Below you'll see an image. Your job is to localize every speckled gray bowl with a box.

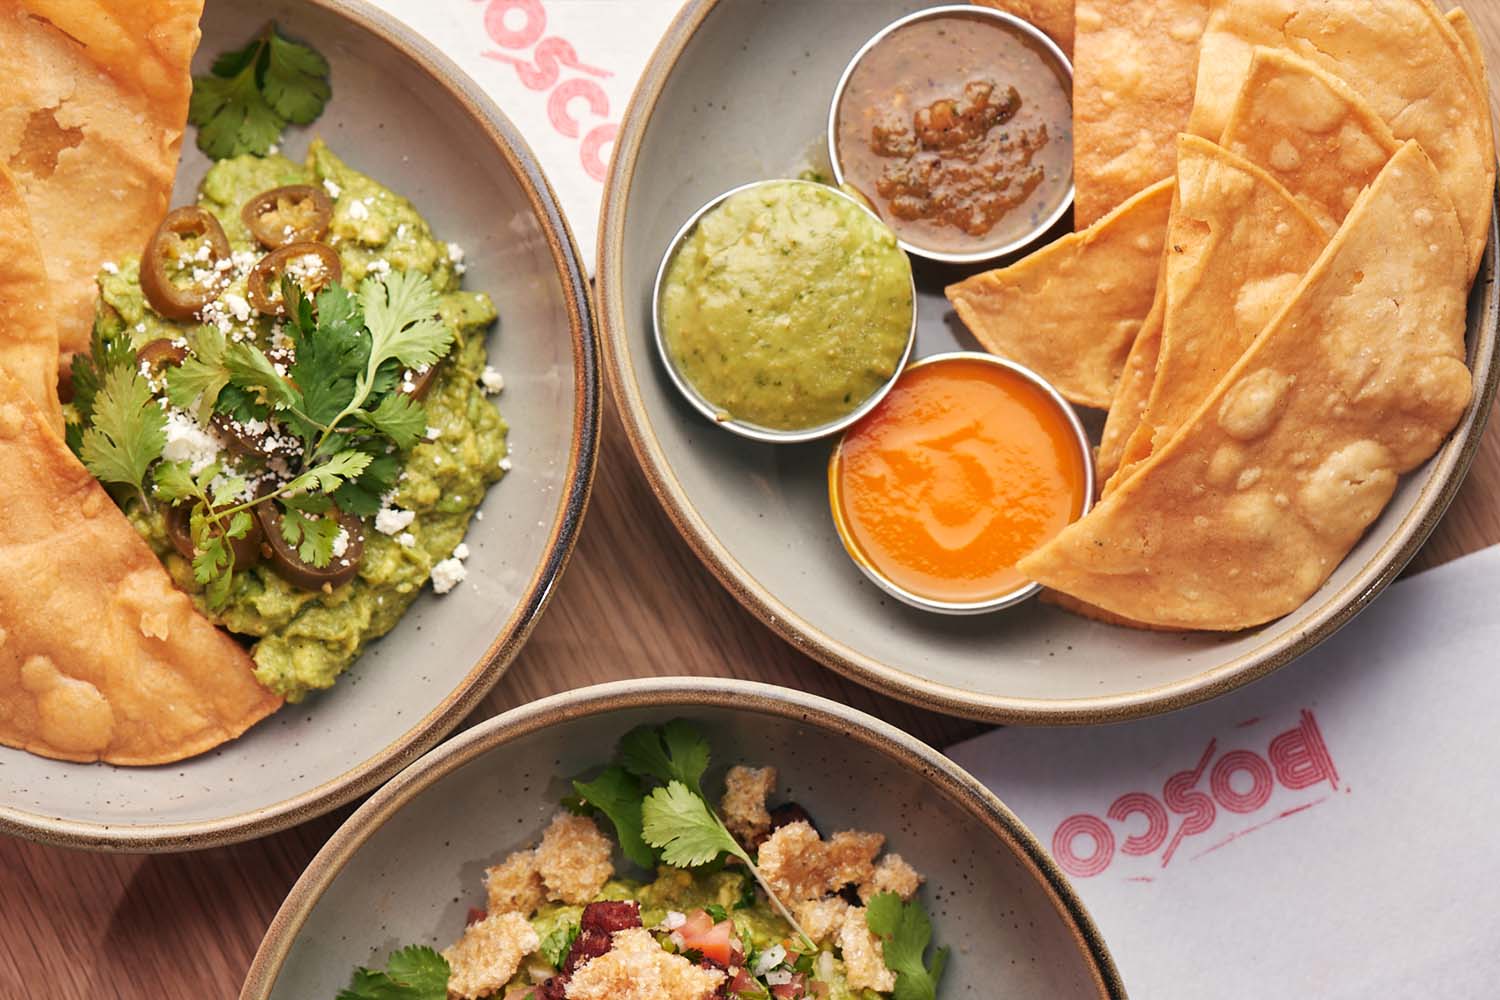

[596,0,1500,724]
[0,0,598,851]
[240,678,1124,999]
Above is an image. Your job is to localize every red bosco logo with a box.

[476,0,619,181]
[1052,710,1341,878]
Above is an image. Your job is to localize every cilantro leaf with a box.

[288,281,367,429]
[226,340,300,412]
[336,944,449,1000]
[539,923,580,969]
[190,24,331,159]
[865,893,949,1000]
[264,31,332,124]
[619,720,712,793]
[152,460,199,505]
[278,503,342,567]
[166,327,231,421]
[288,449,372,494]
[641,780,749,869]
[335,450,402,517]
[360,270,453,374]
[71,327,137,423]
[79,364,166,495]
[359,392,427,450]
[573,766,656,870]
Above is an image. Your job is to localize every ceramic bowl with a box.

[652,178,918,443]
[596,0,1500,723]
[239,678,1125,999]
[0,0,599,851]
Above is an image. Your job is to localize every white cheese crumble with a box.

[425,426,442,441]
[366,258,391,276]
[499,457,512,472]
[452,543,470,560]
[396,532,416,548]
[347,198,371,221]
[430,557,467,594]
[101,261,119,275]
[222,292,252,323]
[323,177,342,199]
[374,507,416,535]
[480,366,504,395]
[330,527,350,559]
[162,412,221,473]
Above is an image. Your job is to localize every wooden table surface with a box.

[5,12,1500,999]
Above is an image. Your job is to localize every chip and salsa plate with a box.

[597,0,1500,723]
[0,0,599,849]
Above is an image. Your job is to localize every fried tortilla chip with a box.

[1072,0,1209,228]
[0,162,61,436]
[972,0,1074,55]
[1019,142,1473,631]
[1096,269,1165,489]
[946,179,1173,409]
[1188,0,1495,279]
[0,0,202,356]
[1112,137,1328,483]
[1447,8,1492,124]
[1219,48,1402,234]
[0,371,280,763]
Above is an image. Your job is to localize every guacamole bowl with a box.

[0,0,598,850]
[239,678,1124,999]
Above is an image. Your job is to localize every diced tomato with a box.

[679,909,736,966]
[726,968,756,994]
[465,906,487,925]
[770,974,808,999]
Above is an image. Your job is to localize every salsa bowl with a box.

[240,678,1124,999]
[0,0,599,850]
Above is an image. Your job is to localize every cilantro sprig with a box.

[190,23,331,159]
[570,722,813,949]
[866,892,949,1000]
[336,944,449,1000]
[78,361,166,508]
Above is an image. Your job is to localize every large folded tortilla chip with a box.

[946,179,1173,409]
[1219,48,1402,234]
[1096,269,1165,487]
[972,0,1074,55]
[0,371,280,764]
[1072,0,1209,228]
[0,162,62,436]
[1019,141,1473,631]
[1188,0,1495,279]
[1447,8,1492,124]
[0,0,203,356]
[1111,137,1328,483]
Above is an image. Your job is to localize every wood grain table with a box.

[5,12,1500,999]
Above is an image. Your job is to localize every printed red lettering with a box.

[1106,792,1168,856]
[1053,814,1114,879]
[482,0,546,50]
[485,36,613,92]
[581,123,618,182]
[1269,709,1340,791]
[1210,749,1274,813]
[548,78,610,138]
[1160,739,1217,866]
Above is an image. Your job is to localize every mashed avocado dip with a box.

[93,141,507,702]
[659,179,913,432]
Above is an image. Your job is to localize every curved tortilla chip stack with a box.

[0,0,203,356]
[1109,137,1328,487]
[1189,0,1495,280]
[0,162,61,436]
[945,179,1173,409]
[1019,141,1473,631]
[1072,0,1209,227]
[0,371,281,764]
[971,0,1075,55]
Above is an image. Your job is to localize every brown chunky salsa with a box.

[834,11,1073,255]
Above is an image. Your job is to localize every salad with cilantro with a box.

[338,722,947,1000]
[68,132,509,702]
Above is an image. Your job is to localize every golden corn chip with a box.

[0,162,61,435]
[1019,142,1473,631]
[0,0,203,356]
[971,0,1074,55]
[946,179,1173,410]
[0,371,281,764]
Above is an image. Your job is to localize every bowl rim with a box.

[595,0,1500,725]
[651,178,918,443]
[0,0,602,852]
[827,351,1097,615]
[237,676,1127,1000]
[825,3,1077,265]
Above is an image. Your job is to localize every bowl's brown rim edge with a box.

[0,0,602,853]
[594,0,1500,726]
[238,677,1128,1000]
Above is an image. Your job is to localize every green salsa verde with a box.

[659,179,913,431]
[92,141,508,702]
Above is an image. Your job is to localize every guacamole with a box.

[91,141,508,702]
[659,179,913,431]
